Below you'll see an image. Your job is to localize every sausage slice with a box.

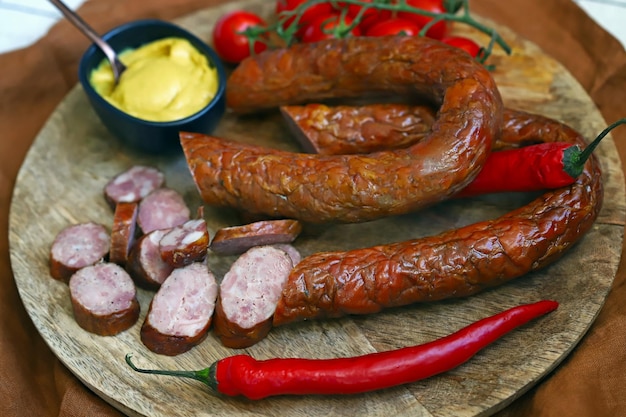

[49,222,111,283]
[271,243,302,266]
[209,219,302,255]
[213,246,293,348]
[69,262,140,336]
[137,188,190,234]
[104,165,165,209]
[126,229,174,289]
[159,218,209,267]
[109,202,139,266]
[140,262,218,356]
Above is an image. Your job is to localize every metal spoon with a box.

[48,0,126,84]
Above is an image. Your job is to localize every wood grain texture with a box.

[8,1,625,416]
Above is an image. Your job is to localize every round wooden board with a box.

[9,1,626,416]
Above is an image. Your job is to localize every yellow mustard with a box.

[90,37,219,122]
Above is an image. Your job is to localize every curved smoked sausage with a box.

[182,36,503,224]
[272,112,603,326]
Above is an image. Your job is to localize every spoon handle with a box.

[48,0,126,76]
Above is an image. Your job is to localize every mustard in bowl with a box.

[78,19,226,154]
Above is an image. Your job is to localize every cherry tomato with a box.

[397,0,450,40]
[300,13,362,43]
[441,36,482,57]
[276,0,335,34]
[212,10,267,63]
[366,18,422,37]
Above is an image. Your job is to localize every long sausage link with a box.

[272,111,603,326]
[181,36,503,224]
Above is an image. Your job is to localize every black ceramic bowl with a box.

[78,19,226,155]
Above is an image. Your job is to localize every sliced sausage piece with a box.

[213,246,293,348]
[137,188,190,234]
[49,222,111,283]
[159,218,209,268]
[140,262,218,356]
[271,243,302,266]
[69,262,140,336]
[209,219,302,256]
[109,202,139,267]
[126,229,174,290]
[104,165,165,209]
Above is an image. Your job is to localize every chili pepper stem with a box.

[564,118,626,178]
[125,354,218,391]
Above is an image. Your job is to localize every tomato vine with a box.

[237,0,511,64]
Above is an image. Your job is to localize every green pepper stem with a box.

[125,354,218,391]
[564,118,626,178]
[579,118,626,163]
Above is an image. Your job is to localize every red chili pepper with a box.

[125,300,558,400]
[458,118,625,197]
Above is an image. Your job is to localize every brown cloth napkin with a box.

[1,0,624,416]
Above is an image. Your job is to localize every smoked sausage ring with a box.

[182,36,503,224]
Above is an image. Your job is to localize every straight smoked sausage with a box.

[279,104,587,156]
[280,103,435,154]
[181,36,503,224]
[272,112,603,326]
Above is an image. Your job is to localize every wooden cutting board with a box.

[8,1,626,416]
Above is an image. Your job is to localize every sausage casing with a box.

[182,36,503,224]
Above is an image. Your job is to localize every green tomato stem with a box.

[243,0,512,59]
